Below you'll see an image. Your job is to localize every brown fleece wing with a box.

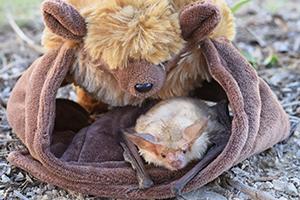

[42,0,87,41]
[172,38,290,194]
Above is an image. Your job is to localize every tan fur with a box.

[132,98,222,170]
[84,0,184,69]
[71,52,144,106]
[42,0,235,107]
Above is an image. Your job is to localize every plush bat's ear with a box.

[183,118,208,143]
[125,133,162,153]
[42,0,87,41]
[180,1,221,41]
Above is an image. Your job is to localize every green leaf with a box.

[264,54,279,68]
[242,50,258,69]
[231,0,252,14]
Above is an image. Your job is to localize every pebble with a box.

[25,191,35,198]
[273,180,285,191]
[41,195,51,200]
[260,181,274,189]
[179,187,227,200]
[290,177,300,187]
[183,191,227,200]
[35,188,42,195]
[15,172,25,182]
[296,150,300,158]
[1,174,10,183]
[278,197,288,200]
[273,180,299,196]
[285,182,298,196]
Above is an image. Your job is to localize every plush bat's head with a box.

[42,0,233,101]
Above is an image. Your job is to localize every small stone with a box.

[285,182,298,196]
[35,188,42,195]
[279,177,289,183]
[296,150,300,158]
[179,187,227,200]
[26,191,35,197]
[1,174,10,183]
[260,181,273,189]
[273,180,286,191]
[15,172,25,182]
[5,166,11,175]
[291,177,300,187]
[41,195,50,200]
[278,197,288,200]
[273,180,298,196]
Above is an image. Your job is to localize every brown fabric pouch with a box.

[6,36,290,199]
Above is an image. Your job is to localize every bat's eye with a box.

[161,153,166,158]
[182,150,187,154]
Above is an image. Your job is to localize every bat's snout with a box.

[170,160,184,169]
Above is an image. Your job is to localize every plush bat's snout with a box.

[112,60,166,99]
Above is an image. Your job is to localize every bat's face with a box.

[126,117,208,170]
[155,146,190,171]
[83,0,184,99]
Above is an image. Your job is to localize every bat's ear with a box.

[179,1,221,41]
[42,0,87,41]
[125,133,161,154]
[183,118,208,143]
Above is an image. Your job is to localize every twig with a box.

[0,62,15,74]
[282,101,300,108]
[254,176,280,182]
[227,179,277,200]
[0,97,7,108]
[13,191,30,200]
[5,11,44,54]
[246,27,267,47]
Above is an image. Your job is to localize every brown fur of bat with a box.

[125,97,227,171]
[42,0,235,111]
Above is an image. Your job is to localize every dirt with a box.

[0,0,299,200]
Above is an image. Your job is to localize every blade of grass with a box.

[231,0,252,14]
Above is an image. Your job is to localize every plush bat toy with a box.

[42,0,234,190]
[42,0,235,111]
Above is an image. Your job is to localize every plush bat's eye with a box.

[161,153,166,158]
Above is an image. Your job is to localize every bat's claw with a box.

[139,178,154,189]
[173,181,185,196]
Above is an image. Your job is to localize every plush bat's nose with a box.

[135,83,153,93]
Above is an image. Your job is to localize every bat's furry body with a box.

[129,98,224,170]
[42,0,235,108]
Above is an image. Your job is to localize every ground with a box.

[0,0,299,199]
